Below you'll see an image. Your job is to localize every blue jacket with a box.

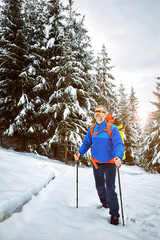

[78,120,124,163]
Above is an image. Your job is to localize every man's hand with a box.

[114,157,121,168]
[74,152,81,161]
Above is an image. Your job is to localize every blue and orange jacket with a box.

[78,120,124,169]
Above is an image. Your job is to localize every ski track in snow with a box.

[0,148,160,240]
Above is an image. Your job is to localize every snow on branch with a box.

[46,38,55,48]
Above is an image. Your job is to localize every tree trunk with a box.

[23,136,26,151]
[0,135,2,146]
[65,123,68,164]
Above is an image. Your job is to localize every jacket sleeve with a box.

[112,125,124,161]
[78,128,92,157]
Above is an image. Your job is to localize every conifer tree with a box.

[143,77,160,173]
[44,0,94,165]
[128,86,142,165]
[94,45,117,114]
[141,118,154,171]
[0,0,50,152]
[21,0,52,152]
[0,0,35,150]
[117,83,134,165]
[44,0,65,89]
[38,0,66,157]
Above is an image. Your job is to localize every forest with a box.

[0,0,159,173]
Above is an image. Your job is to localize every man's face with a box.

[95,107,106,124]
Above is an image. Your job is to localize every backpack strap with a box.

[90,122,112,139]
[106,122,112,139]
[90,122,96,137]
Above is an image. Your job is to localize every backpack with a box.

[90,114,126,160]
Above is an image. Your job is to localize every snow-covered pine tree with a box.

[117,83,134,165]
[143,77,160,173]
[43,0,95,165]
[44,0,65,91]
[128,86,142,165]
[36,0,66,158]
[23,0,46,44]
[0,0,38,150]
[20,0,52,153]
[141,117,155,171]
[94,45,117,114]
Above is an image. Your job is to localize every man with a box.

[74,105,124,225]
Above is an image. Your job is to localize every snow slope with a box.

[0,147,160,240]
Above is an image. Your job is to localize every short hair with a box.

[95,105,107,113]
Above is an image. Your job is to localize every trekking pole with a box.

[117,168,125,226]
[76,161,79,208]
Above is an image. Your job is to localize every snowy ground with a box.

[0,147,160,240]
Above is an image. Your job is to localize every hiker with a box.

[74,105,124,225]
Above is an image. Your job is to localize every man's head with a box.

[95,105,107,124]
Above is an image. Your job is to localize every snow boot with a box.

[110,216,119,225]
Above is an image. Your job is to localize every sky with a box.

[63,0,160,122]
[0,147,160,239]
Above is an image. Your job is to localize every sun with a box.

[138,108,149,123]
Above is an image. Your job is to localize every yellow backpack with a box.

[117,124,126,160]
